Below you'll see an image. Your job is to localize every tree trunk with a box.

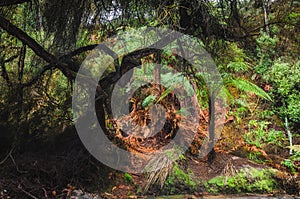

[207,91,216,163]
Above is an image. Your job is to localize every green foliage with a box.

[256,32,277,54]
[287,12,300,23]
[244,120,286,148]
[141,85,176,110]
[142,95,156,108]
[223,78,272,102]
[213,41,247,68]
[281,159,297,173]
[254,31,300,130]
[259,110,275,120]
[76,29,90,47]
[284,93,300,124]
[204,168,277,193]
[282,145,300,173]
[128,56,196,110]
[229,78,272,101]
[248,151,265,163]
[226,96,252,126]
[217,76,272,121]
[265,60,300,97]
[124,173,134,183]
[225,61,249,73]
[266,129,286,145]
[156,86,173,104]
[255,32,277,74]
[263,59,300,128]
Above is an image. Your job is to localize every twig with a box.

[17,184,39,199]
[9,152,28,174]
[42,188,48,198]
[0,147,13,165]
[0,147,28,173]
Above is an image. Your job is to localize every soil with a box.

[0,128,299,198]
[187,153,265,181]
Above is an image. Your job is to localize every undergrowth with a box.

[204,168,277,194]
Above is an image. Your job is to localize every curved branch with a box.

[5,54,19,63]
[0,15,78,80]
[98,31,180,89]
[21,64,53,87]
[0,15,58,64]
[21,44,105,87]
[63,44,98,58]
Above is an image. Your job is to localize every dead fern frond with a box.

[142,153,174,193]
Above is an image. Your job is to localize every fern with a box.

[226,78,272,101]
[226,61,249,73]
[156,86,174,104]
[142,95,156,108]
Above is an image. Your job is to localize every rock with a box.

[71,190,102,199]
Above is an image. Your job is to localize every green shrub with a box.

[281,159,296,173]
[244,120,286,148]
[255,32,277,74]
[263,59,300,129]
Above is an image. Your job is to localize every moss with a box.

[163,163,199,194]
[204,168,277,194]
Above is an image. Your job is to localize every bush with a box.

[263,59,300,130]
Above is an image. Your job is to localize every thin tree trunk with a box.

[207,91,216,163]
[262,0,270,35]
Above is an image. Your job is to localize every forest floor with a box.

[1,86,300,198]
[0,130,299,199]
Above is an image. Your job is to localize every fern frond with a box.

[156,86,174,104]
[227,78,272,101]
[142,95,156,108]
